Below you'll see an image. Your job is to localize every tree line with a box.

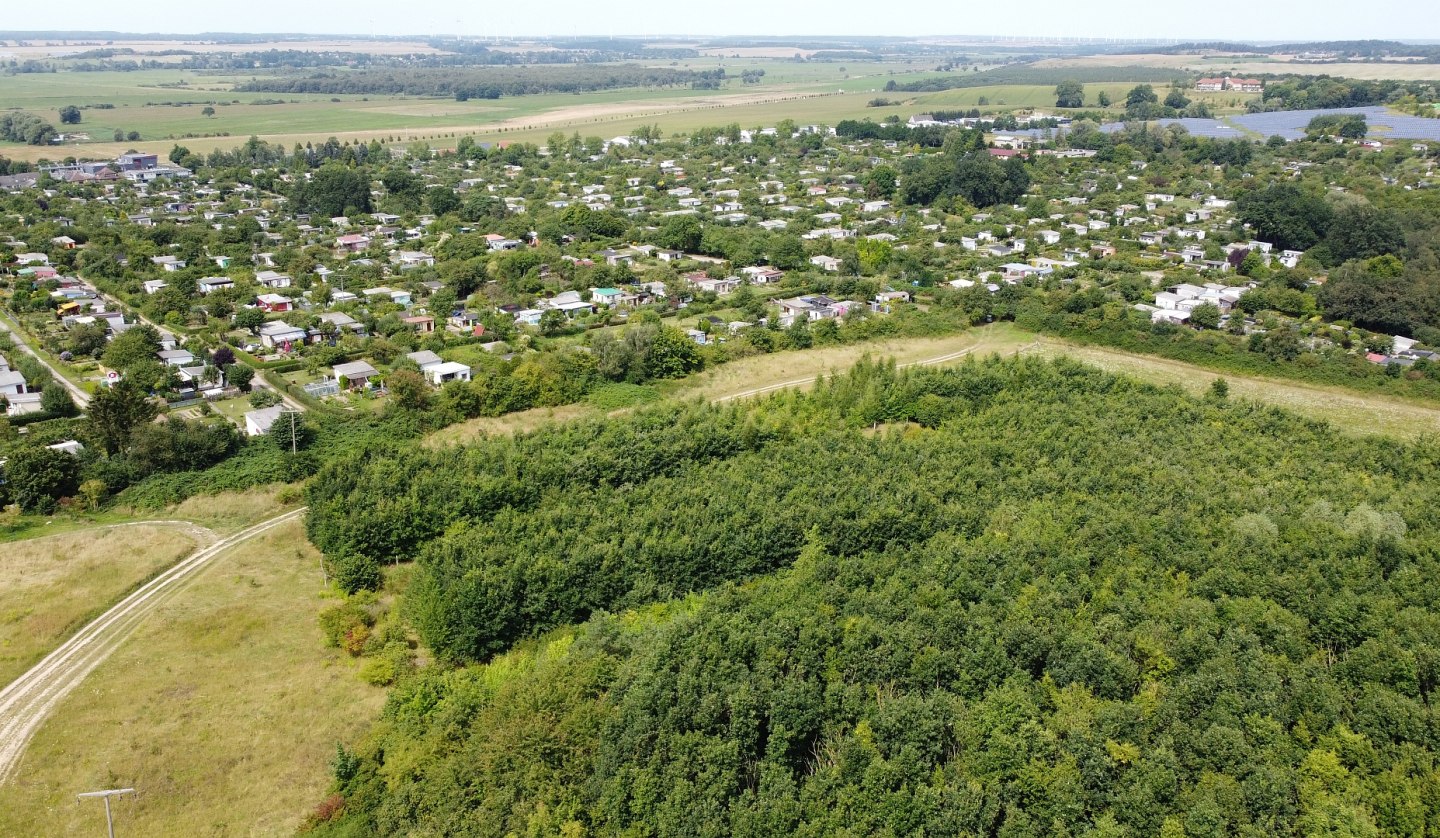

[235,65,729,99]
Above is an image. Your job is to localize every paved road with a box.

[0,507,308,785]
[0,312,92,408]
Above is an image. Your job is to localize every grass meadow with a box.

[0,517,386,837]
[0,525,201,687]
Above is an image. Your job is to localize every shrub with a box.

[358,655,396,686]
[317,600,372,649]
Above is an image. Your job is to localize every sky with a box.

[2,0,1436,42]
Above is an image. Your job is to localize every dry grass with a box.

[428,323,1440,446]
[426,402,598,447]
[425,324,1038,447]
[0,526,199,687]
[1023,337,1440,440]
[0,518,386,837]
[679,324,1035,403]
[698,47,819,58]
[0,39,448,59]
[159,484,302,533]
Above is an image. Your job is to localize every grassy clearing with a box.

[426,322,1440,447]
[0,525,200,687]
[1035,54,1440,80]
[673,324,1034,403]
[0,518,386,837]
[425,324,1037,447]
[0,65,887,163]
[906,84,1258,115]
[425,401,599,447]
[1023,336,1440,441]
[157,484,301,533]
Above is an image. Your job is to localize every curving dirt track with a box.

[0,507,307,785]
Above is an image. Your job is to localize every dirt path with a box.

[0,313,91,409]
[0,507,306,785]
[1020,336,1440,440]
[3,519,218,548]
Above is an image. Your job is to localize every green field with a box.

[0,61,935,160]
[0,60,1178,162]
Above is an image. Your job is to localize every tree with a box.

[1189,302,1221,329]
[862,165,898,201]
[201,106,216,118]
[1055,80,1085,109]
[1236,183,1334,252]
[228,364,256,392]
[126,131,140,142]
[950,152,1030,208]
[233,308,267,334]
[1319,204,1404,265]
[271,410,314,452]
[58,105,81,125]
[539,309,567,336]
[101,324,161,373]
[2,447,80,512]
[1126,84,1159,109]
[1097,90,1112,107]
[293,162,373,216]
[768,235,807,270]
[657,214,703,253]
[1306,113,1366,140]
[88,379,159,455]
[40,384,77,418]
[426,187,461,216]
[68,321,109,358]
[387,369,431,412]
[643,327,702,379]
[1317,255,1427,335]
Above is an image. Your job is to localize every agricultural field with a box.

[0,58,938,162]
[0,517,387,837]
[1036,53,1440,80]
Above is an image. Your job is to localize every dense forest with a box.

[234,65,728,99]
[306,357,1440,836]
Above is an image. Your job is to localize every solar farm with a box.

[1089,106,1440,141]
[1231,106,1440,141]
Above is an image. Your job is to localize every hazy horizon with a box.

[2,0,1436,43]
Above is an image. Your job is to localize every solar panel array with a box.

[1231,106,1440,141]
[994,108,1440,144]
[1097,119,1245,138]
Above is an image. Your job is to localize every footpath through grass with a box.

[0,525,200,688]
[1025,336,1440,441]
[0,517,386,837]
[427,322,1440,446]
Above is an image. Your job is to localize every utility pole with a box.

[286,408,299,455]
[77,788,134,838]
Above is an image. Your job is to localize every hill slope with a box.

[306,357,1440,836]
